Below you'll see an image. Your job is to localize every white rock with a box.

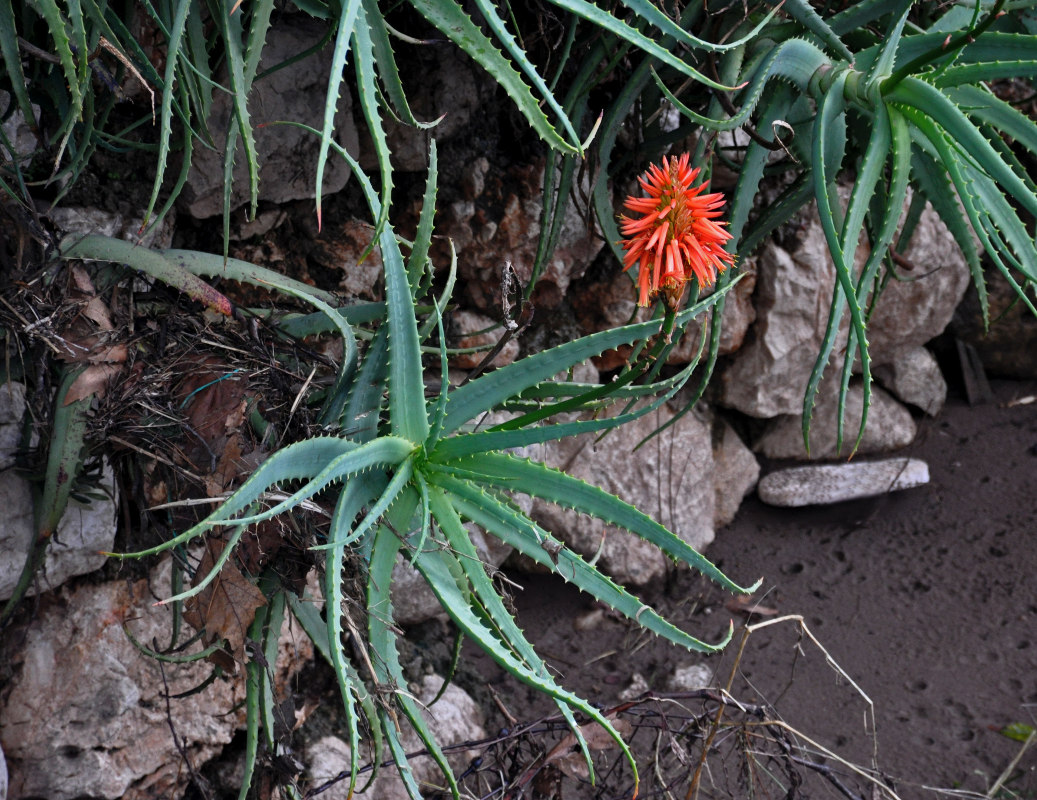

[50,205,175,248]
[1,559,244,799]
[182,17,360,218]
[305,674,485,798]
[720,199,966,419]
[866,205,970,364]
[720,211,855,418]
[712,419,760,528]
[0,381,26,470]
[0,459,118,601]
[667,663,714,692]
[1,557,311,800]
[757,458,930,507]
[754,383,916,461]
[531,404,715,587]
[874,346,947,416]
[449,309,521,370]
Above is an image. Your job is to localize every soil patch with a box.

[470,379,1037,799]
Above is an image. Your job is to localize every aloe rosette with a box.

[72,141,759,798]
[647,1,1037,453]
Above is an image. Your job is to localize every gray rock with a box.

[720,216,855,418]
[667,663,714,692]
[50,205,176,248]
[1,560,242,800]
[754,382,916,461]
[667,265,758,365]
[310,218,384,300]
[712,419,760,528]
[0,457,117,601]
[530,404,715,587]
[866,204,970,364]
[392,526,513,626]
[757,458,930,507]
[182,17,360,219]
[0,90,39,166]
[449,309,521,369]
[0,741,6,800]
[305,674,485,798]
[1,558,311,800]
[952,272,1037,379]
[0,382,26,470]
[720,200,966,419]
[874,346,947,416]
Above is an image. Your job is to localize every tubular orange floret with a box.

[618,153,735,309]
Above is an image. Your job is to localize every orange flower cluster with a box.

[619,153,735,308]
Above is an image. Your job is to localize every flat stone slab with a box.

[758,458,930,507]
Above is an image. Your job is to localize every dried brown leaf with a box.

[545,715,634,781]
[64,363,121,404]
[183,536,266,669]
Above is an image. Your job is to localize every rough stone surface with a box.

[0,384,117,599]
[720,216,855,418]
[865,205,970,364]
[720,201,966,419]
[0,558,311,800]
[0,382,26,470]
[442,161,603,312]
[667,663,714,692]
[757,458,930,507]
[305,674,485,798]
[873,346,947,416]
[449,309,521,369]
[0,560,244,800]
[380,49,495,172]
[754,383,917,461]
[530,405,716,587]
[182,17,359,218]
[310,218,384,300]
[667,267,758,365]
[393,525,514,626]
[50,205,176,248]
[712,419,760,528]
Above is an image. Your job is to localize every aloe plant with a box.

[642,0,1037,452]
[64,140,759,797]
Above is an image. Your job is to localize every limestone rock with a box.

[866,205,970,364]
[874,347,947,416]
[449,309,521,370]
[712,419,760,528]
[754,383,916,461]
[381,49,495,172]
[757,458,930,507]
[530,404,716,587]
[310,218,384,300]
[667,663,714,692]
[0,383,117,598]
[305,674,485,798]
[720,200,966,419]
[1,560,243,800]
[392,526,514,626]
[0,382,26,470]
[443,161,603,312]
[182,17,360,218]
[50,205,175,248]
[720,217,854,418]
[667,266,758,365]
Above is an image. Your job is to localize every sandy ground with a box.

[473,379,1037,799]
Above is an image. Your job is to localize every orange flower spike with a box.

[618,153,735,308]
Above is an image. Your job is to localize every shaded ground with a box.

[465,378,1037,799]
